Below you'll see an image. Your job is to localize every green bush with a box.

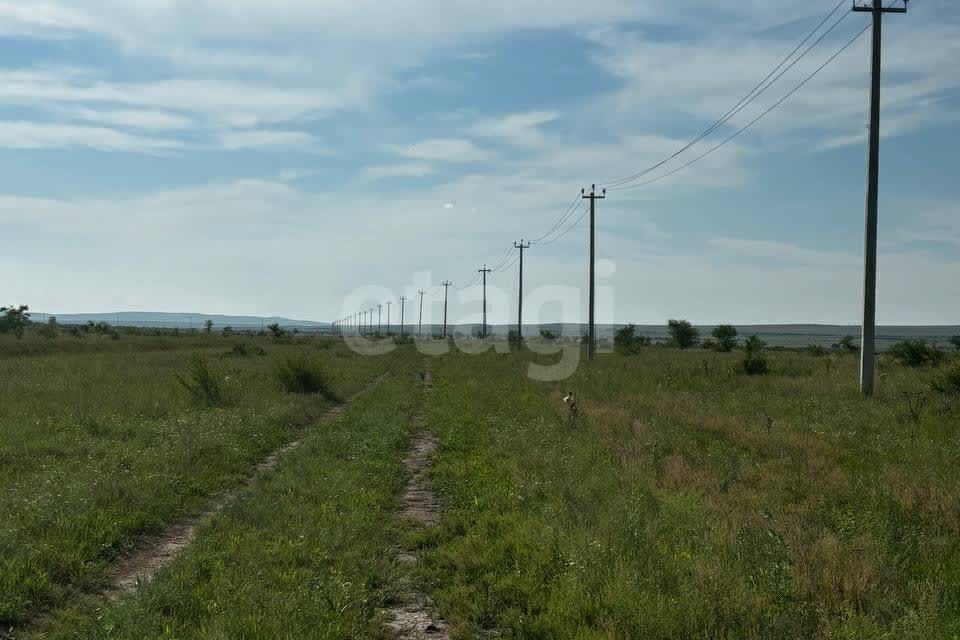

[951,336,960,352]
[614,324,651,355]
[930,362,960,396]
[833,335,858,353]
[742,335,769,375]
[888,339,945,368]
[711,324,738,352]
[667,319,699,349]
[805,344,827,357]
[175,355,228,407]
[276,356,339,400]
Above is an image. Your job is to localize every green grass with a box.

[27,366,422,639]
[417,348,960,639]
[0,335,400,631]
[5,337,960,639]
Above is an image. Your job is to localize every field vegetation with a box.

[3,325,960,639]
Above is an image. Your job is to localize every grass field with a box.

[3,334,959,638]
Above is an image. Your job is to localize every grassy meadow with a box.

[2,331,959,638]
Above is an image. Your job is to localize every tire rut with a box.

[383,369,451,640]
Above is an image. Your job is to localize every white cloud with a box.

[219,129,321,152]
[469,111,559,148]
[0,120,182,153]
[360,163,434,182]
[389,138,490,164]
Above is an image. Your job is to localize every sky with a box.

[1,0,958,326]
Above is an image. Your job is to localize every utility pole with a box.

[441,281,452,339]
[854,0,907,397]
[386,300,392,336]
[582,184,606,362]
[377,304,383,338]
[418,290,426,337]
[513,240,531,350]
[370,308,376,337]
[479,265,492,340]
[400,296,407,338]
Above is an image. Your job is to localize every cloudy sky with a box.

[1,0,958,326]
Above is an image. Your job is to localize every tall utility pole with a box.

[513,240,531,350]
[370,308,376,337]
[400,296,407,338]
[386,300,392,336]
[418,290,426,337]
[441,281,452,339]
[582,184,606,362]
[377,304,383,338]
[854,0,907,397]
[479,265,492,340]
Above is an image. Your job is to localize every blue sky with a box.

[1,0,958,325]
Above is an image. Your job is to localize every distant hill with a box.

[43,312,327,330]
[31,313,958,349]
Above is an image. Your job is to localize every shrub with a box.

[888,339,945,368]
[833,335,858,353]
[614,324,651,355]
[667,319,699,349]
[701,339,717,350]
[930,362,960,397]
[742,335,769,375]
[276,356,339,400]
[951,336,960,352]
[267,323,286,339]
[540,329,557,341]
[175,355,227,407]
[231,342,250,357]
[0,305,32,339]
[711,324,738,352]
[806,344,827,357]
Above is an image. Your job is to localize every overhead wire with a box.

[604,0,849,190]
[614,19,871,191]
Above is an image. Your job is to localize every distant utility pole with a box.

[377,304,383,338]
[479,265,492,340]
[854,0,907,397]
[386,300,392,336]
[513,240,531,350]
[400,296,407,338]
[418,290,426,337]
[441,281,452,339]
[582,184,606,362]
[370,308,376,337]
[362,310,366,336]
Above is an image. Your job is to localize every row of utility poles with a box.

[332,289,430,338]
[332,1,905,396]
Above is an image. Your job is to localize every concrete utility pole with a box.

[582,184,606,362]
[479,265,492,340]
[441,281,452,339]
[854,0,907,397]
[377,304,383,338]
[400,296,407,338]
[418,290,426,337]
[386,300,392,336]
[513,240,531,350]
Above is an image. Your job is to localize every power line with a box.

[529,192,583,244]
[604,0,849,190]
[613,20,871,192]
[536,202,589,246]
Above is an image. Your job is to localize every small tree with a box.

[951,336,960,352]
[540,329,557,341]
[711,324,738,352]
[888,339,945,368]
[222,325,234,337]
[0,305,32,339]
[204,319,214,334]
[834,335,858,353]
[39,315,58,339]
[267,323,286,339]
[667,319,699,349]
[615,324,651,355]
[742,335,769,375]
